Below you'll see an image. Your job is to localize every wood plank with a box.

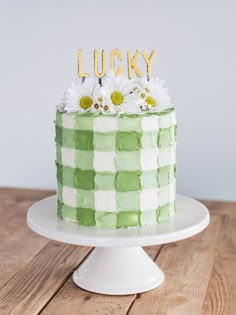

[0,188,55,202]
[0,241,92,315]
[201,215,236,315]
[0,188,54,238]
[0,218,50,287]
[128,214,223,315]
[39,246,162,315]
[199,200,236,217]
[0,192,54,287]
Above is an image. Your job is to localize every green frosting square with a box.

[117,191,140,211]
[95,212,117,227]
[61,204,77,221]
[158,128,171,148]
[157,108,174,116]
[140,171,157,189]
[94,132,116,151]
[117,211,140,228]
[141,131,158,149]
[56,144,62,165]
[157,166,170,187]
[157,203,170,222]
[57,200,63,219]
[115,171,141,192]
[74,169,95,190]
[174,125,177,142]
[118,116,141,131]
[76,208,95,226]
[57,183,63,203]
[55,126,63,145]
[56,163,63,184]
[74,130,94,150]
[63,166,75,187]
[75,115,95,130]
[140,209,157,226]
[95,172,116,190]
[169,125,177,146]
[116,151,140,171]
[169,164,176,183]
[75,150,94,170]
[56,111,63,127]
[62,128,75,148]
[76,190,95,209]
[116,131,141,151]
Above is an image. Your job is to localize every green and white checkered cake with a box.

[55,108,177,228]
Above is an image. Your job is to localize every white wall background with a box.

[0,0,235,200]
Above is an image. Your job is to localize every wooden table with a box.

[0,188,235,315]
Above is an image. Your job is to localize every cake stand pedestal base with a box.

[27,195,210,295]
[73,247,164,295]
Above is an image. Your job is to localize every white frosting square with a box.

[93,151,116,172]
[158,148,170,167]
[159,114,171,128]
[140,149,158,171]
[62,114,75,129]
[170,145,176,164]
[141,115,159,131]
[61,147,76,167]
[62,186,77,207]
[94,116,118,132]
[140,188,158,211]
[169,182,176,202]
[95,190,117,212]
[170,111,177,125]
[140,209,157,226]
[158,184,170,206]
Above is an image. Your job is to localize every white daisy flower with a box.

[90,95,104,113]
[62,78,102,113]
[135,77,171,111]
[101,71,139,113]
[100,103,115,114]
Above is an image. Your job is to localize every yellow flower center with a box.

[111,91,124,105]
[145,96,156,107]
[80,96,93,109]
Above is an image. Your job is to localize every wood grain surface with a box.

[0,188,235,315]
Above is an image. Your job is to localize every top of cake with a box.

[57,49,173,116]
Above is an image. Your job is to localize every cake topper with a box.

[57,49,171,114]
[78,49,156,79]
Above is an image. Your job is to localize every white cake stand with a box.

[27,195,209,295]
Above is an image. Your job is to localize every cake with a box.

[55,71,177,228]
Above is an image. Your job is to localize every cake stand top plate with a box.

[27,195,210,247]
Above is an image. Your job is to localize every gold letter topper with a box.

[78,49,156,79]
